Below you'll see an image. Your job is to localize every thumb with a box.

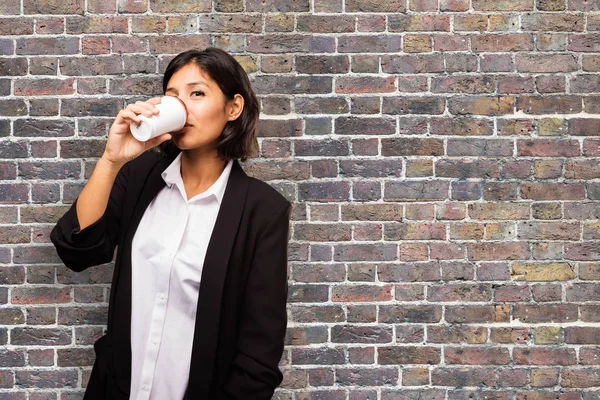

[146,133,172,149]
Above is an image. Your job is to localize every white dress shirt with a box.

[129,154,233,400]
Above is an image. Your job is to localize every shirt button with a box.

[143,385,150,391]
[152,338,158,345]
[159,293,166,300]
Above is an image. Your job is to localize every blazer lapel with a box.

[187,160,248,399]
[110,155,171,382]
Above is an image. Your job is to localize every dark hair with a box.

[159,47,259,161]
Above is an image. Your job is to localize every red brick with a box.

[498,76,535,94]
[454,14,488,31]
[389,14,450,32]
[408,0,438,11]
[562,369,600,388]
[449,96,515,116]
[445,347,510,365]
[481,54,515,72]
[468,243,529,261]
[570,119,600,136]
[24,0,84,14]
[432,367,496,387]
[384,181,449,202]
[197,14,262,33]
[405,204,435,220]
[516,54,578,73]
[515,303,579,323]
[338,35,401,53]
[589,14,600,31]
[436,159,500,179]
[537,33,568,51]
[35,17,64,34]
[489,14,519,31]
[382,97,445,115]
[0,1,20,14]
[336,76,395,94]
[438,0,470,10]
[132,16,166,32]
[87,0,116,12]
[445,54,478,73]
[583,55,600,72]
[149,35,210,54]
[521,183,585,200]
[517,96,582,114]
[569,0,600,10]
[431,118,493,136]
[254,76,332,95]
[379,346,441,365]
[434,35,469,52]
[536,75,566,93]
[472,34,533,52]
[569,34,600,52]
[534,160,563,180]
[357,15,386,32]
[473,0,534,10]
[81,37,110,55]
[518,139,579,157]
[149,0,211,12]
[514,348,577,365]
[382,54,444,73]
[382,138,444,156]
[432,76,494,94]
[565,160,600,179]
[297,15,354,33]
[571,75,600,94]
[332,285,392,302]
[16,38,79,55]
[314,0,342,11]
[334,244,397,262]
[112,37,147,54]
[403,35,432,53]
[345,0,405,12]
[0,18,34,35]
[335,117,395,135]
[521,13,584,31]
[66,16,128,34]
[296,55,349,74]
[537,0,566,10]
[14,78,74,96]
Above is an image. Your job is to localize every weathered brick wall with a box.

[0,0,599,398]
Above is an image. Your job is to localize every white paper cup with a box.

[130,96,187,142]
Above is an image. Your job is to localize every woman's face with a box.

[164,63,239,155]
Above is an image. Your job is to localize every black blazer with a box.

[51,151,291,400]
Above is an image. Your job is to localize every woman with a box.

[51,48,291,400]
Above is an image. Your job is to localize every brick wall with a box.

[0,0,599,398]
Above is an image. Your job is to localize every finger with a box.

[125,103,156,118]
[117,109,141,124]
[141,98,161,114]
[147,97,162,105]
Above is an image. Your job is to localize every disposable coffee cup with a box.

[130,96,187,142]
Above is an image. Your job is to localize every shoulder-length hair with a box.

[159,47,259,161]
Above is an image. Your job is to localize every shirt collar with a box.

[161,153,233,204]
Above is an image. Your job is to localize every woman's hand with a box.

[102,97,172,167]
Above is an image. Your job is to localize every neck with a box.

[179,149,227,198]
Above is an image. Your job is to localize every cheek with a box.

[194,102,227,122]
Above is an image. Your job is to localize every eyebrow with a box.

[165,82,209,92]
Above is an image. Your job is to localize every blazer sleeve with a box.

[223,201,292,400]
[50,161,130,272]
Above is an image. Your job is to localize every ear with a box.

[227,94,244,121]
